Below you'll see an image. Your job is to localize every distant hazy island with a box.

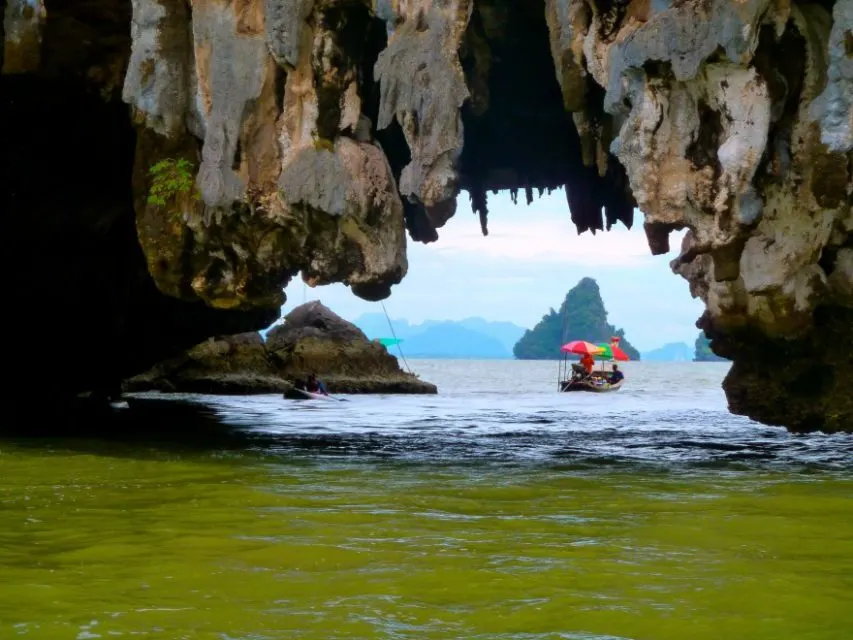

[326,280,731,363]
[642,342,694,362]
[641,334,730,362]
[355,315,526,359]
[513,278,641,360]
[694,332,729,362]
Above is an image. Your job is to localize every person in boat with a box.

[609,364,624,384]
[305,373,329,395]
[580,352,595,376]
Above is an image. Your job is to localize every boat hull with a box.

[559,379,624,393]
[284,388,334,401]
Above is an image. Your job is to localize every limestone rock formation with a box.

[266,302,438,393]
[124,332,291,394]
[2,0,850,431]
[125,302,437,394]
[514,277,641,360]
[2,0,45,73]
[124,0,408,311]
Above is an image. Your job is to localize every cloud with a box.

[431,221,653,266]
[424,190,660,267]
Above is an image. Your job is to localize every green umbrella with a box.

[378,337,403,346]
[596,343,630,361]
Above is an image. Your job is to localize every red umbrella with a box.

[561,340,604,356]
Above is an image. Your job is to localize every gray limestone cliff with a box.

[2,0,851,431]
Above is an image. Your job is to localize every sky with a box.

[279,189,704,352]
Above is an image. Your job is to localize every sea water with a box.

[1,361,851,639]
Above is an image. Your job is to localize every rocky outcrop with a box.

[124,0,407,310]
[125,302,437,394]
[2,0,276,405]
[3,0,850,431]
[124,332,291,394]
[265,302,437,393]
[514,277,641,360]
[2,0,45,73]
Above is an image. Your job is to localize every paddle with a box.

[318,391,347,402]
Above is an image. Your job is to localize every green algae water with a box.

[2,362,852,639]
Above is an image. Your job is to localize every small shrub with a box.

[147,158,199,208]
[312,137,335,152]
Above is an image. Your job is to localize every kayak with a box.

[284,388,339,401]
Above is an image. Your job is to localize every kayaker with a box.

[306,373,329,395]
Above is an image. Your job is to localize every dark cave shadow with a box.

[0,397,284,460]
[0,397,451,463]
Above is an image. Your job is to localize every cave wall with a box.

[3,0,851,431]
[1,0,276,399]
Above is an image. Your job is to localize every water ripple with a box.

[121,379,852,470]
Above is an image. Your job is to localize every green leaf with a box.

[147,157,197,213]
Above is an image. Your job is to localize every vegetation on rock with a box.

[311,137,335,152]
[513,278,640,360]
[694,332,728,362]
[147,158,199,211]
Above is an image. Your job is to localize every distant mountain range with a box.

[642,342,694,362]
[354,314,527,359]
[270,308,724,362]
[640,335,731,362]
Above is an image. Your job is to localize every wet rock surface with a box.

[3,0,851,431]
[124,332,292,395]
[266,302,437,394]
[125,302,437,395]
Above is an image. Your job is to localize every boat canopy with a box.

[560,340,603,355]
